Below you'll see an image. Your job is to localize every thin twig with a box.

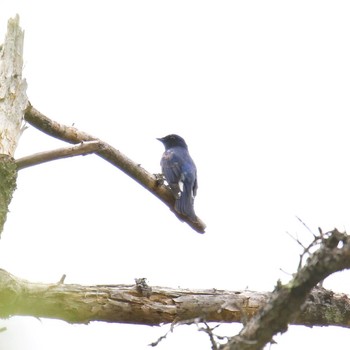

[149,328,172,347]
[198,322,221,350]
[15,141,102,170]
[285,231,307,250]
[296,216,317,239]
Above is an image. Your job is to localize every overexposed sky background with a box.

[1,1,350,349]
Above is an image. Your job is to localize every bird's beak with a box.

[156,137,163,142]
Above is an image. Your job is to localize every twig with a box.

[198,322,221,350]
[296,216,317,239]
[58,274,66,284]
[15,141,102,170]
[285,231,307,250]
[149,328,172,347]
[24,104,206,234]
[286,223,323,271]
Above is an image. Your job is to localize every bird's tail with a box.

[175,184,197,222]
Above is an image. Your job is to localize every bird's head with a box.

[157,134,188,150]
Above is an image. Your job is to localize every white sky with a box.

[1,1,350,349]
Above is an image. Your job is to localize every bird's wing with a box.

[161,149,183,196]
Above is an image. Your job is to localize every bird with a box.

[157,134,198,222]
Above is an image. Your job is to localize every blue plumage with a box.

[157,134,198,222]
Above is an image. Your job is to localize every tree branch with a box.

[0,268,349,328]
[15,141,103,170]
[222,229,350,350]
[23,104,206,234]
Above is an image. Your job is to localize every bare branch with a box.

[15,141,102,170]
[0,268,350,329]
[23,104,206,234]
[149,328,172,347]
[198,322,222,350]
[296,216,317,239]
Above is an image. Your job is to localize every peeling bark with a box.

[0,15,27,235]
[0,268,349,329]
[0,15,27,157]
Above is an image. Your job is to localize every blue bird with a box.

[157,134,198,222]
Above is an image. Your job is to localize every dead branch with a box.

[15,141,103,170]
[222,229,350,350]
[0,268,349,328]
[23,104,206,233]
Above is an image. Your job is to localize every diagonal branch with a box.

[23,104,206,233]
[15,141,103,170]
[222,229,350,350]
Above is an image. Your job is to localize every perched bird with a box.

[157,134,198,222]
